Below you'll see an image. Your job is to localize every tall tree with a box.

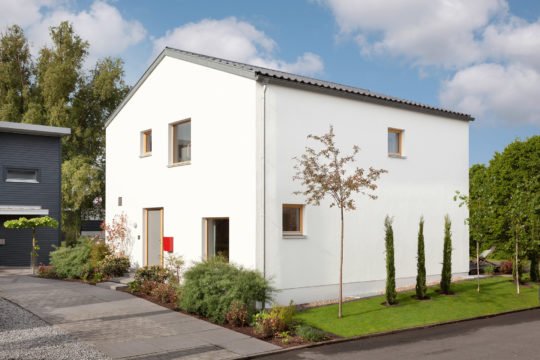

[0,25,33,122]
[0,21,129,240]
[416,216,428,299]
[440,215,453,295]
[384,216,397,305]
[293,125,386,318]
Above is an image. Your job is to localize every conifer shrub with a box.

[440,215,453,294]
[416,217,428,299]
[180,257,273,324]
[384,216,397,305]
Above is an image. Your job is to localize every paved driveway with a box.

[0,269,278,359]
[260,308,540,360]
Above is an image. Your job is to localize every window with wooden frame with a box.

[282,204,303,235]
[388,128,403,157]
[170,119,191,164]
[141,129,152,156]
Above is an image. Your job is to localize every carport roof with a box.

[0,206,49,216]
[0,121,71,137]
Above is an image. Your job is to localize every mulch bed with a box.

[120,288,338,347]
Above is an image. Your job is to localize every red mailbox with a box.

[163,237,174,252]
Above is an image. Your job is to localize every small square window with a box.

[283,204,303,235]
[141,130,152,155]
[171,120,191,164]
[5,168,39,183]
[388,128,403,156]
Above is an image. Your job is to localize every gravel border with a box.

[0,297,110,360]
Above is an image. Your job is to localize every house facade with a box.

[106,48,471,304]
[0,121,70,266]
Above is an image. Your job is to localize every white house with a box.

[105,48,471,304]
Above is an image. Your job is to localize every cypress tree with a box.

[416,217,428,299]
[530,253,540,283]
[384,216,397,305]
[440,215,453,294]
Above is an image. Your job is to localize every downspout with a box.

[262,79,268,279]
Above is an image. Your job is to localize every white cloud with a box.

[320,0,505,68]
[153,17,324,76]
[319,0,540,126]
[0,1,146,64]
[440,63,540,125]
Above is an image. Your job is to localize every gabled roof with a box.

[0,121,71,137]
[105,47,474,127]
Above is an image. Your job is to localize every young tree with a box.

[384,216,397,305]
[440,215,453,294]
[293,125,386,318]
[416,216,428,299]
[3,216,58,274]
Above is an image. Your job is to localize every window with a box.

[205,218,229,261]
[141,130,152,155]
[5,168,39,183]
[283,204,303,235]
[171,120,191,164]
[388,128,403,156]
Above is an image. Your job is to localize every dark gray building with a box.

[0,121,70,266]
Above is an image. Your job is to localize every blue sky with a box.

[1,0,539,165]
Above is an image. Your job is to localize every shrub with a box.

[37,264,57,278]
[88,239,111,270]
[295,324,327,342]
[165,253,185,284]
[100,255,130,277]
[180,258,273,323]
[252,302,296,338]
[50,238,93,279]
[484,265,495,275]
[150,282,178,304]
[416,217,428,299]
[140,280,159,295]
[134,266,172,283]
[225,300,250,327]
[384,216,397,305]
[500,260,513,274]
[440,215,453,294]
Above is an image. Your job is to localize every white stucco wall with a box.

[106,56,258,268]
[263,83,469,304]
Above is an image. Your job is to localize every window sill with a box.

[139,153,152,158]
[388,154,407,159]
[283,234,307,239]
[167,161,191,168]
[5,179,39,183]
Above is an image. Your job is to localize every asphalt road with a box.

[259,308,540,360]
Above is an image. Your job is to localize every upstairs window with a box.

[283,204,303,235]
[5,168,39,183]
[171,120,191,164]
[388,128,403,156]
[141,129,152,155]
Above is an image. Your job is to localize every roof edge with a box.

[0,121,71,137]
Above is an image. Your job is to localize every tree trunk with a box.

[31,228,36,275]
[476,240,480,293]
[515,231,520,295]
[338,206,344,319]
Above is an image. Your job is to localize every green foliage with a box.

[165,253,185,284]
[416,217,428,299]
[50,238,93,279]
[99,255,130,277]
[384,216,397,305]
[440,215,453,294]
[3,216,58,230]
[150,282,178,304]
[530,254,539,282]
[180,258,273,324]
[252,302,296,338]
[295,324,327,342]
[134,266,172,283]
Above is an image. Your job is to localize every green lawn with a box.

[295,277,539,338]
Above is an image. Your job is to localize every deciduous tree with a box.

[293,125,386,318]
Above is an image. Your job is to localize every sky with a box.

[1,0,539,165]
